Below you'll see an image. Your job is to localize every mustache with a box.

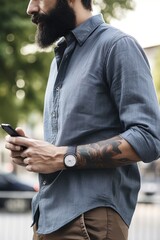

[31,13,48,25]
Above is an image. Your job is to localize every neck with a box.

[72,1,93,26]
[76,10,93,26]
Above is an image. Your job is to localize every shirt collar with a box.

[68,14,104,46]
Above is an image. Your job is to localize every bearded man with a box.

[5,0,160,239]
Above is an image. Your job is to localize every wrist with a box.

[56,146,68,170]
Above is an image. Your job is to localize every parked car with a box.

[0,172,38,212]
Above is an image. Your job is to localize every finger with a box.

[25,159,36,172]
[5,142,23,151]
[15,127,26,137]
[23,157,30,165]
[26,164,33,172]
[26,164,41,173]
[5,135,11,142]
[20,149,28,159]
[6,136,33,148]
[10,150,24,158]
[12,158,26,167]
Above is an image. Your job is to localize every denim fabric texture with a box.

[32,14,160,235]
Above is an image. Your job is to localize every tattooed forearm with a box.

[76,136,141,169]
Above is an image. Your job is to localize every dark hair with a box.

[81,0,92,11]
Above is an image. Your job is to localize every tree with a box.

[0,0,135,128]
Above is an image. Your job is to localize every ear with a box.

[67,0,76,7]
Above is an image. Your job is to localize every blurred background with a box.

[0,0,160,239]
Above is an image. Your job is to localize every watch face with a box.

[64,154,77,168]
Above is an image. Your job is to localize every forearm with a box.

[76,135,141,168]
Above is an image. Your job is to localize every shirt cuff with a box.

[120,128,158,163]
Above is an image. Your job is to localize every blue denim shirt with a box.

[32,14,160,234]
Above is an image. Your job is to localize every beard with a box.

[31,0,76,48]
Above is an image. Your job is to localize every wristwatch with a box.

[64,146,77,168]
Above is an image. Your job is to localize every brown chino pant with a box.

[33,207,128,240]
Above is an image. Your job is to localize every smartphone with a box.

[0,124,20,137]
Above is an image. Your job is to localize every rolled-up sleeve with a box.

[106,36,160,162]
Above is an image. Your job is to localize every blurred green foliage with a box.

[0,0,53,127]
[96,0,135,22]
[0,0,134,128]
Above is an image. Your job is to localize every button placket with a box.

[51,41,75,144]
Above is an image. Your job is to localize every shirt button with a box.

[43,180,47,185]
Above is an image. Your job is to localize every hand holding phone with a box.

[0,123,20,137]
[1,123,27,152]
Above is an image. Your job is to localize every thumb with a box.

[15,127,26,137]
